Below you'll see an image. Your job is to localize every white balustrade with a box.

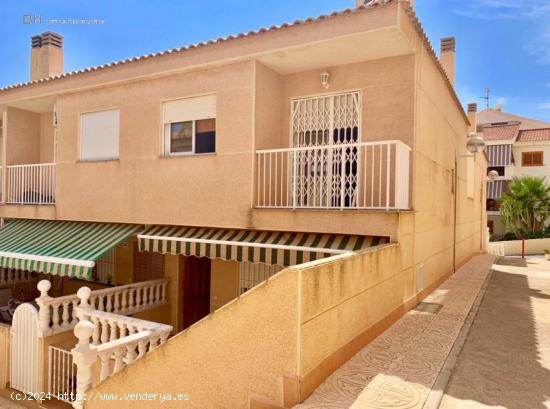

[71,299,172,409]
[255,141,411,210]
[6,163,56,205]
[0,268,34,286]
[36,278,169,337]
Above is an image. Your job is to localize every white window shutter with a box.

[81,110,120,161]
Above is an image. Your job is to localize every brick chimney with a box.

[467,103,477,133]
[30,32,64,81]
[440,37,455,87]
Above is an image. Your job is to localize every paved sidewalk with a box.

[439,256,550,409]
[294,254,495,409]
[0,396,25,409]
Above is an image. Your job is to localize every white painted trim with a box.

[138,234,353,255]
[0,251,95,268]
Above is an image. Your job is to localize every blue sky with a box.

[0,0,548,121]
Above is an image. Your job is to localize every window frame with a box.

[79,108,121,162]
[521,151,544,167]
[161,94,216,157]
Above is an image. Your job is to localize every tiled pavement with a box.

[294,254,495,409]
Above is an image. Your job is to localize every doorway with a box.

[182,256,211,329]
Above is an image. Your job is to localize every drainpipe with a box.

[453,155,458,273]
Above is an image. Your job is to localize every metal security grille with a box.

[290,91,361,208]
[238,262,283,295]
[291,92,361,147]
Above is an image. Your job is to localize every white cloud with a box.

[453,0,550,19]
[525,27,550,65]
[538,103,550,110]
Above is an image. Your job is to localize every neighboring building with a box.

[478,105,550,130]
[0,1,487,408]
[476,106,550,239]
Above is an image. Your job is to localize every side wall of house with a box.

[403,11,487,296]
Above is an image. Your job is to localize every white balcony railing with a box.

[256,141,411,210]
[36,278,169,337]
[71,287,172,409]
[6,163,56,205]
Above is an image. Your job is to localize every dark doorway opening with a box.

[182,256,211,329]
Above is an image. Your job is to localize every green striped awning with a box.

[0,219,142,280]
[138,226,388,267]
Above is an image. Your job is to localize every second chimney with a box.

[440,37,456,87]
[30,32,64,81]
[467,103,477,133]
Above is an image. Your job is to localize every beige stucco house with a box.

[473,104,550,239]
[0,0,488,408]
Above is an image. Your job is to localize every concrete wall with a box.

[297,244,408,397]
[85,243,453,409]
[488,238,550,256]
[87,260,300,409]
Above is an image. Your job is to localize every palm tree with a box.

[500,176,550,239]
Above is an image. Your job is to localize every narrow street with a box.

[439,256,550,409]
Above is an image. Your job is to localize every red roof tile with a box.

[516,128,550,143]
[481,123,520,141]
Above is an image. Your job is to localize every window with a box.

[80,109,120,161]
[163,95,216,155]
[522,151,543,167]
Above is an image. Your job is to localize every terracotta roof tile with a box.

[516,128,550,143]
[481,123,520,141]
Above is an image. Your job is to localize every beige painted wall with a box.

[402,23,487,295]
[299,244,406,377]
[0,324,9,389]
[39,113,55,163]
[52,60,255,229]
[87,264,300,409]
[85,243,433,409]
[210,259,239,312]
[5,107,41,165]
[0,54,416,239]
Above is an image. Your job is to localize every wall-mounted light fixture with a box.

[320,71,330,89]
[466,133,486,154]
[487,170,499,182]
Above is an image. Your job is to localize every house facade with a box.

[0,1,488,408]
[476,106,550,239]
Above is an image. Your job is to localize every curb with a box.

[422,264,494,409]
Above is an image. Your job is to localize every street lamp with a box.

[466,133,486,154]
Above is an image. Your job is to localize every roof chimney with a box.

[467,103,477,133]
[30,32,64,81]
[440,37,455,87]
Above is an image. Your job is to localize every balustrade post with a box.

[75,286,92,320]
[71,320,97,409]
[36,280,52,336]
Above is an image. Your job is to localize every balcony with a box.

[255,141,411,211]
[5,163,56,205]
